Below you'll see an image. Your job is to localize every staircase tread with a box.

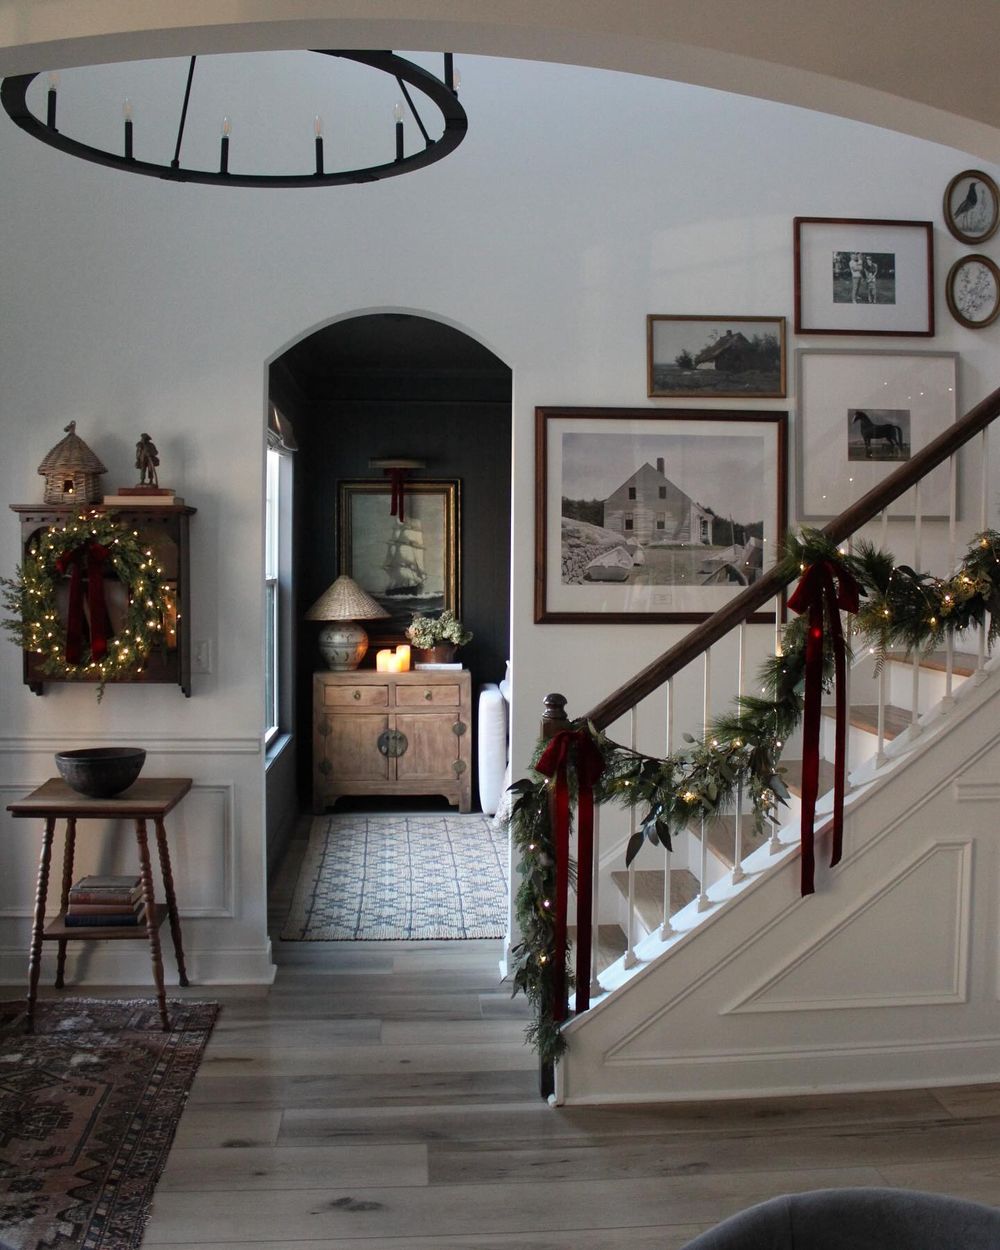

[568,923,627,974]
[782,757,837,797]
[611,867,699,929]
[705,816,770,869]
[821,701,910,740]
[886,649,978,677]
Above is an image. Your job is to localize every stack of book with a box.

[65,875,145,928]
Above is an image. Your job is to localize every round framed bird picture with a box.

[943,169,1000,244]
[945,254,1000,328]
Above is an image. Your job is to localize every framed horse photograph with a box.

[795,349,958,521]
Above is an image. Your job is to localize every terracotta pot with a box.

[414,643,457,664]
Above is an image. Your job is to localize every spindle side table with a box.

[6,777,192,1031]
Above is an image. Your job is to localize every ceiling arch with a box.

[1,2,999,160]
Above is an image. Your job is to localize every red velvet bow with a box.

[536,728,605,1018]
[54,541,111,665]
[386,468,407,522]
[787,558,860,895]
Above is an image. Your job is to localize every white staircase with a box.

[556,646,1000,1103]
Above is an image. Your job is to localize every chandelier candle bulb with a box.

[123,99,133,160]
[394,101,404,161]
[46,73,57,129]
[314,115,324,175]
[219,116,230,174]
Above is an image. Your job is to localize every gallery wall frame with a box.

[337,478,460,643]
[535,406,787,624]
[943,170,1000,245]
[945,254,1000,329]
[795,349,958,522]
[646,314,787,398]
[793,217,934,336]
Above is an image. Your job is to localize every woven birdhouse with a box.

[37,422,107,505]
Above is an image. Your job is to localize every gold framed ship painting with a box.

[337,479,461,643]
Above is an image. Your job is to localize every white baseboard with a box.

[0,941,276,987]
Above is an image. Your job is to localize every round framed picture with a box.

[943,169,1000,244]
[946,254,1000,328]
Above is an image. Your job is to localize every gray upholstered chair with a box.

[680,1187,1000,1249]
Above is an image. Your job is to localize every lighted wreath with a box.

[0,510,172,697]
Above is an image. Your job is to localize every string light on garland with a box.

[506,527,1000,1065]
[0,509,171,699]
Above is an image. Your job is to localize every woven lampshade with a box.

[305,575,389,622]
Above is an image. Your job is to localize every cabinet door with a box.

[318,713,390,783]
[395,712,461,782]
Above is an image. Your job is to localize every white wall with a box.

[1,54,998,982]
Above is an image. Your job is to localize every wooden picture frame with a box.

[945,254,1000,329]
[337,479,460,643]
[793,217,934,336]
[795,349,958,521]
[646,315,786,398]
[943,170,1000,245]
[535,407,787,624]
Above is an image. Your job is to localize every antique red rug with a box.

[0,997,218,1250]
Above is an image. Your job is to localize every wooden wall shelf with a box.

[10,502,196,696]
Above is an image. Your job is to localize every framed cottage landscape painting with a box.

[337,479,460,643]
[535,407,787,624]
[647,315,786,398]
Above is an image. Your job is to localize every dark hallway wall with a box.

[272,314,512,809]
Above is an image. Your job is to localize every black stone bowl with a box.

[55,747,146,798]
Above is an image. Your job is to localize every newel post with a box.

[538,693,570,1100]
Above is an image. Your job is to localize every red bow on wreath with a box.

[54,541,111,665]
[535,727,605,1019]
[787,557,860,896]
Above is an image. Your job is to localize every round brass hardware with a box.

[453,760,467,775]
[452,720,466,736]
[353,690,361,700]
[377,728,409,758]
[424,690,433,700]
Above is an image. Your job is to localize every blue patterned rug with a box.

[280,813,509,940]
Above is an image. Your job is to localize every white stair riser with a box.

[886,659,969,716]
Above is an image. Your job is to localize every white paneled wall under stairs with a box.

[556,641,1000,1104]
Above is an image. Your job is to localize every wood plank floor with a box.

[136,833,1000,1248]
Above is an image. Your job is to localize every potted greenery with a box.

[406,609,472,663]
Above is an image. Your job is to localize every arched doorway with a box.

[266,312,513,930]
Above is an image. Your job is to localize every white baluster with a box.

[910,481,922,734]
[977,429,990,682]
[876,663,888,767]
[624,708,638,969]
[732,624,747,884]
[590,804,602,997]
[660,677,675,938]
[942,454,958,710]
[696,651,712,910]
[842,539,853,790]
[697,814,711,911]
[769,625,783,854]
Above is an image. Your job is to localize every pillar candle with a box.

[396,645,411,672]
[376,649,392,672]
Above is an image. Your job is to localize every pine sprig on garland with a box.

[506,528,1000,1066]
[1,510,172,699]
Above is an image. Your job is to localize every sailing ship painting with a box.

[338,480,459,639]
[380,520,437,612]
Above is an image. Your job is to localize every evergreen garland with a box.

[1,510,172,699]
[507,528,1000,1065]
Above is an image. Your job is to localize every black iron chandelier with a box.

[0,50,467,188]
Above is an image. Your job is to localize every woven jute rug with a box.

[0,997,218,1250]
[281,812,508,940]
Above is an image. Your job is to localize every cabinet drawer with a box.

[322,683,389,708]
[396,683,461,707]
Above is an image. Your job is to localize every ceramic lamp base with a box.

[318,621,369,671]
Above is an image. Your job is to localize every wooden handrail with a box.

[584,382,1000,731]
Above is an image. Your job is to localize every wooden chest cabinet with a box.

[313,670,472,813]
